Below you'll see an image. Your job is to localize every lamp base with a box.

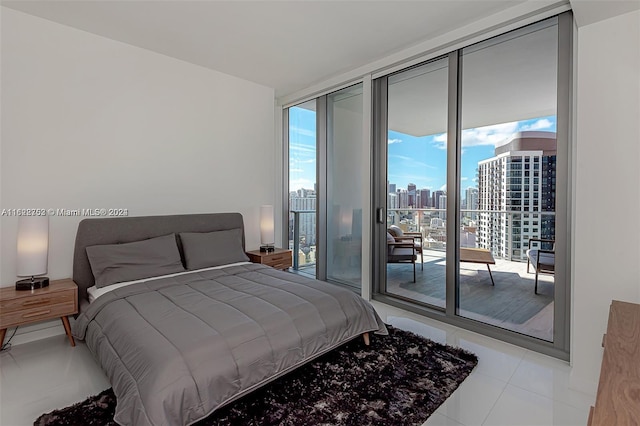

[260,245,275,253]
[15,277,49,291]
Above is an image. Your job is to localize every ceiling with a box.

[299,19,559,137]
[5,0,634,137]
[388,19,558,136]
[2,0,527,98]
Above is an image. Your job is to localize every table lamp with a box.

[16,216,50,291]
[260,205,275,252]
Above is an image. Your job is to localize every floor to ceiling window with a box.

[326,84,364,289]
[287,100,317,277]
[373,13,571,358]
[458,20,559,341]
[384,58,449,308]
[285,85,364,291]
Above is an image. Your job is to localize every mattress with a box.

[73,263,387,426]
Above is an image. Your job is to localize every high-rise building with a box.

[432,190,445,210]
[465,187,479,221]
[398,189,409,209]
[388,183,396,195]
[407,183,416,207]
[477,131,556,261]
[289,190,317,247]
[387,192,398,210]
[438,194,447,219]
[420,189,431,208]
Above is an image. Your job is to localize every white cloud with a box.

[431,122,519,149]
[461,177,468,181]
[432,133,447,150]
[462,122,519,148]
[520,118,554,131]
[290,168,304,173]
[430,119,555,150]
[289,144,316,154]
[290,126,316,138]
[388,138,402,144]
[289,178,315,191]
[389,154,437,170]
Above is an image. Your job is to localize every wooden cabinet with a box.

[246,248,292,270]
[588,300,640,425]
[0,279,78,347]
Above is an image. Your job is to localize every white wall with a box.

[571,9,640,391]
[1,8,275,341]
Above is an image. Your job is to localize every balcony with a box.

[288,207,556,342]
[289,210,317,276]
[386,208,555,342]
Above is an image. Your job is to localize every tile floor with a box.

[0,301,594,426]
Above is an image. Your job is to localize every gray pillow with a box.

[388,225,404,238]
[179,228,249,270]
[86,234,185,288]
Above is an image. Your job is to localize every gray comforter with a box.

[73,263,387,426]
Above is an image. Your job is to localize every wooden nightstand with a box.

[246,248,292,270]
[0,278,78,347]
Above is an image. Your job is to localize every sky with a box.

[288,106,556,194]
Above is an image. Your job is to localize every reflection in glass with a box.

[458,20,558,341]
[327,84,364,288]
[385,58,449,308]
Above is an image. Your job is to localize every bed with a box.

[71,213,387,426]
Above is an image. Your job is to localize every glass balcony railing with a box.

[290,207,556,272]
[387,208,556,262]
[288,210,316,272]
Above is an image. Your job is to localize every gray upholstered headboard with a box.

[72,213,246,308]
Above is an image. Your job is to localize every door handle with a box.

[376,207,385,224]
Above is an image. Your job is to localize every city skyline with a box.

[289,106,557,194]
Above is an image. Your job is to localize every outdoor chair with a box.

[387,225,423,270]
[387,232,419,283]
[526,238,555,294]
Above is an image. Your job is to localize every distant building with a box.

[388,192,398,209]
[420,189,431,208]
[398,189,409,209]
[477,131,556,261]
[407,183,417,207]
[465,187,479,221]
[432,190,445,210]
[438,194,447,219]
[388,183,396,195]
[289,189,317,246]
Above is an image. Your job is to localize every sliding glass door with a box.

[326,84,364,289]
[458,20,559,341]
[384,59,449,308]
[373,13,571,357]
[285,84,364,291]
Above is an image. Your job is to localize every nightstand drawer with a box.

[266,253,288,263]
[270,260,292,270]
[0,290,75,314]
[246,248,292,270]
[0,301,76,329]
[0,279,78,347]
[264,252,292,268]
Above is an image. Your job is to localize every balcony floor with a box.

[386,249,554,342]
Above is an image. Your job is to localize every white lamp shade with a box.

[260,205,275,245]
[16,216,49,277]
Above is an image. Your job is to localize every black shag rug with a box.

[35,326,477,426]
